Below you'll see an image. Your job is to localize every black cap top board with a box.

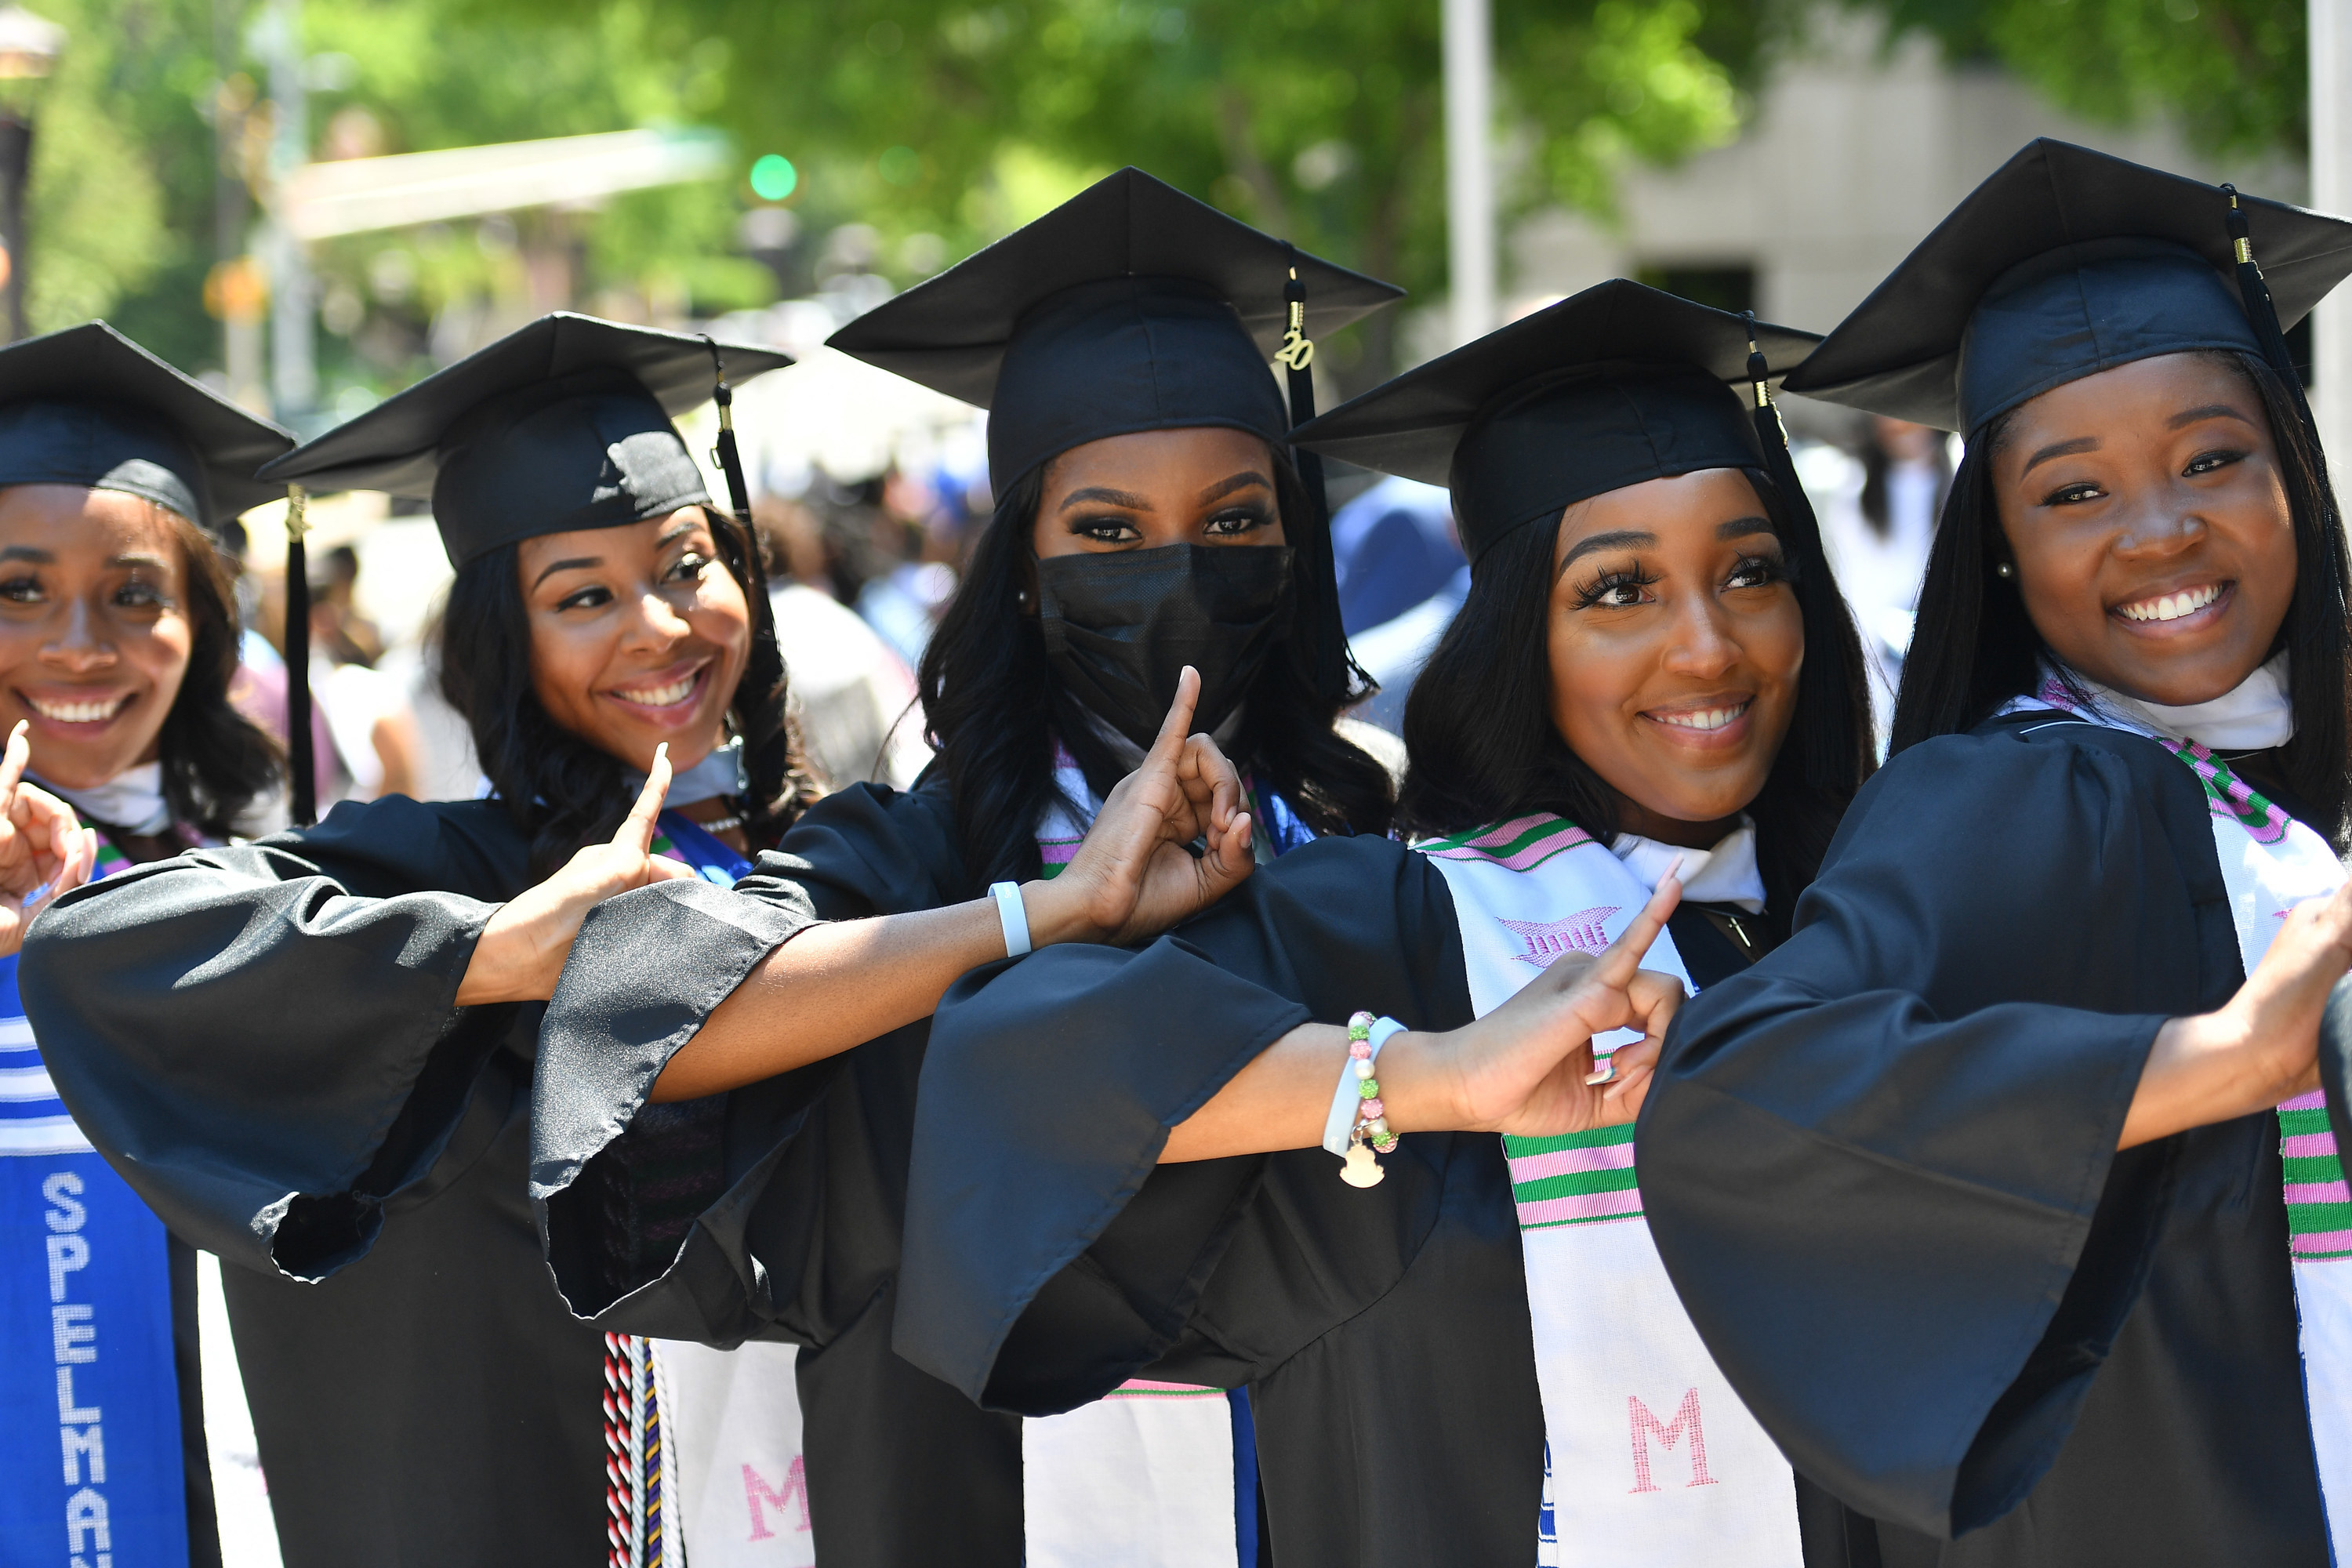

[1782,138,2352,434]
[1290,278,1820,562]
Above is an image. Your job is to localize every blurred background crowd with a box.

[0,0,2315,796]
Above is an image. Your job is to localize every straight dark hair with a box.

[1397,468,1875,938]
[437,506,815,877]
[918,447,1396,896]
[158,511,281,836]
[1889,349,2352,848]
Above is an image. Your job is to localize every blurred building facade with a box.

[1504,11,2307,371]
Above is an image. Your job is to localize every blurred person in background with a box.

[0,323,291,1568]
[302,547,423,804]
[525,172,1401,1568]
[1811,413,1951,740]
[855,463,961,669]
[768,556,931,789]
[1328,472,1466,736]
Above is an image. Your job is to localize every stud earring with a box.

[1016,586,1033,609]
[1995,561,2015,579]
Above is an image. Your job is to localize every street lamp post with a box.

[0,5,63,343]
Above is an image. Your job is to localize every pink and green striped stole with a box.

[1506,1123,1642,1229]
[2147,746,2350,1260]
[1419,814,1595,873]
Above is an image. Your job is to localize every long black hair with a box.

[437,506,815,877]
[1888,349,2352,847]
[157,511,281,836]
[917,446,1396,895]
[1397,468,1875,937]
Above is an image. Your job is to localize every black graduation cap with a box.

[1291,279,1821,562]
[826,165,1402,494]
[256,312,789,827]
[0,321,292,531]
[257,312,792,567]
[1783,139,2352,434]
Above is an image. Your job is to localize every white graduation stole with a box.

[2009,685,2352,1548]
[1417,815,1805,1568]
[1022,746,1244,1568]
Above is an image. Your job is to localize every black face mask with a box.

[1036,543,1296,752]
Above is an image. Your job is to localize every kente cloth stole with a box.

[604,811,803,1568]
[0,841,199,1566]
[1416,815,1805,1568]
[2011,684,2352,1548]
[1024,743,1285,1568]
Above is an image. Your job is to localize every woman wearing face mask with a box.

[524,171,1400,1568]
[898,281,1878,1568]
[0,323,283,1568]
[29,311,1242,1568]
[1641,140,2352,1566]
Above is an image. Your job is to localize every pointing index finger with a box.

[620,742,671,852]
[1151,666,1203,764]
[1592,866,1682,989]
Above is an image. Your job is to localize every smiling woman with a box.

[0,323,293,1568]
[1644,140,2352,1567]
[900,281,1878,1568]
[16,314,818,1568]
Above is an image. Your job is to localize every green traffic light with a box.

[750,154,797,202]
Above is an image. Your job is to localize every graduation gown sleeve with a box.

[22,796,535,1282]
[900,834,1482,1411]
[1642,720,2321,1555]
[532,781,1035,1568]
[529,782,951,1341]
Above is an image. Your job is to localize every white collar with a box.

[2056,652,2293,750]
[1610,818,1766,914]
[629,737,743,808]
[38,760,172,837]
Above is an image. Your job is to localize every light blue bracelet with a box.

[989,880,1032,957]
[1322,1014,1406,1157]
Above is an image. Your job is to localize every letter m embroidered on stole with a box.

[1628,1388,1717,1493]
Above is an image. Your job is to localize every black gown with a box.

[1643,713,2328,1566]
[21,797,612,1568]
[906,829,1865,1567]
[531,781,1021,1568]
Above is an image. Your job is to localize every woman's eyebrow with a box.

[1196,470,1272,504]
[656,523,702,549]
[1058,485,1152,513]
[1716,515,1773,540]
[1557,528,1655,575]
[2167,403,2258,430]
[109,552,172,570]
[0,545,53,564]
[530,556,601,590]
[2021,436,2099,476]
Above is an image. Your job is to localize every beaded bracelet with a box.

[1334,1011,1406,1189]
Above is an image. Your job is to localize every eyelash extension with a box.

[1730,551,1794,588]
[1570,564,1659,610]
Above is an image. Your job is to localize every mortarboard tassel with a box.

[702,336,789,809]
[1277,252,1366,704]
[282,484,315,826]
[2220,187,2339,521]
[1744,314,1866,790]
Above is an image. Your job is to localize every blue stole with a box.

[0,853,191,1566]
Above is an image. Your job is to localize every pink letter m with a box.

[1628,1388,1718,1494]
[744,1457,811,1540]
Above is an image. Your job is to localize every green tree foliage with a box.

[486,0,1754,378]
[1856,0,2306,157]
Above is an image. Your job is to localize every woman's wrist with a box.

[1011,876,1103,949]
[456,903,552,1006]
[1356,1029,1463,1134]
[2123,1008,2281,1148]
